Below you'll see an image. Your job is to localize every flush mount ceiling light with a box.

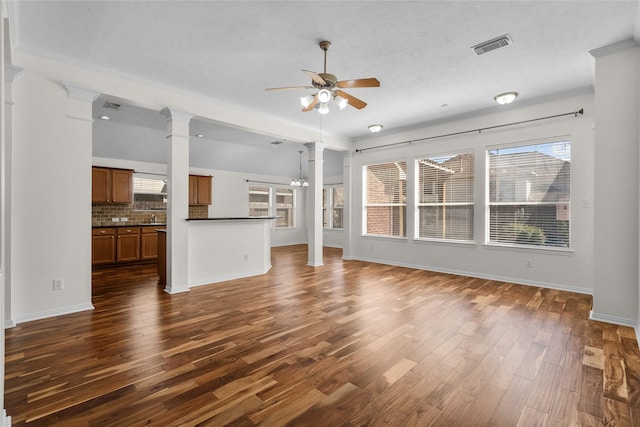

[290,150,309,187]
[267,40,380,115]
[368,124,383,133]
[494,92,518,105]
[98,115,111,120]
[195,134,204,138]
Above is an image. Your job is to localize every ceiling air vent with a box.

[471,34,512,55]
[102,101,121,110]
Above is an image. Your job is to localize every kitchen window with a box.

[133,175,167,211]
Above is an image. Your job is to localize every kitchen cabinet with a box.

[141,226,165,260]
[189,174,212,205]
[92,228,116,265]
[116,227,140,262]
[92,167,133,204]
[93,226,166,266]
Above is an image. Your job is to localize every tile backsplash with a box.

[92,204,208,226]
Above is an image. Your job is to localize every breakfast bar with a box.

[158,217,276,288]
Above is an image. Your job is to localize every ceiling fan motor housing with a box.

[313,73,337,89]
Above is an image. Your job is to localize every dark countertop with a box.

[92,223,166,228]
[186,217,277,221]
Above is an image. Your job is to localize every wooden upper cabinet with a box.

[92,167,111,203]
[196,175,212,205]
[189,174,212,205]
[111,169,133,203]
[188,175,198,205]
[92,167,132,204]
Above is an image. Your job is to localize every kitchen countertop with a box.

[92,223,166,228]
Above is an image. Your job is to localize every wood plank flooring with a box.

[5,245,640,426]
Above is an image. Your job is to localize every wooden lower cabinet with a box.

[116,227,140,262]
[141,226,165,260]
[93,226,165,266]
[92,228,116,265]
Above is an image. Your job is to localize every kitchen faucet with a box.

[151,214,157,224]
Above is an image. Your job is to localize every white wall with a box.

[350,93,595,295]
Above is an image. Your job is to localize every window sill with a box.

[323,228,344,232]
[483,243,574,255]
[414,238,477,248]
[362,234,408,242]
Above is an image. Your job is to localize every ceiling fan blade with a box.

[302,69,326,85]
[336,78,381,89]
[334,90,367,109]
[302,94,318,112]
[265,85,314,91]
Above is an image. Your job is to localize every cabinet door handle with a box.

[111,236,114,240]
[100,230,106,234]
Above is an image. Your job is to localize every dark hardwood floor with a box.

[5,245,640,426]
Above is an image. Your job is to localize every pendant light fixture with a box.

[290,150,309,187]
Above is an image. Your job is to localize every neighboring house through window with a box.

[416,152,474,241]
[323,185,344,229]
[488,140,571,248]
[364,161,407,237]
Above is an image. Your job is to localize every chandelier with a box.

[290,150,309,187]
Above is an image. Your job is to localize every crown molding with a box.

[4,64,23,82]
[589,39,639,58]
[62,82,100,102]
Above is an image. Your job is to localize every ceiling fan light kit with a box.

[368,124,383,133]
[266,40,380,114]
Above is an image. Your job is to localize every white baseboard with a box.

[589,310,637,328]
[636,323,640,351]
[188,265,272,288]
[2,409,10,427]
[14,303,94,325]
[4,319,15,329]
[351,255,593,295]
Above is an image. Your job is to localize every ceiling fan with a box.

[265,40,380,114]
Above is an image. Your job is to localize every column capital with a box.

[304,141,326,152]
[62,82,100,102]
[5,64,24,82]
[160,107,193,123]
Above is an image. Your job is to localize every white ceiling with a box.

[8,1,640,144]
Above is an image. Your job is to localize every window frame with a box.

[323,185,344,230]
[414,151,475,243]
[248,184,298,229]
[485,138,572,251]
[362,160,408,239]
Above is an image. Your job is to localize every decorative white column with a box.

[305,142,325,266]
[160,108,192,294]
[3,65,24,330]
[342,151,353,260]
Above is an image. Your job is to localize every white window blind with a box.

[323,186,344,229]
[417,153,474,241]
[249,186,270,217]
[488,140,571,248]
[275,187,295,228]
[364,162,407,237]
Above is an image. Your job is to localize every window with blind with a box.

[275,187,295,228]
[249,186,270,217]
[417,153,474,241]
[364,161,407,237]
[488,140,571,248]
[323,186,344,229]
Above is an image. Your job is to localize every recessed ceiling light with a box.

[195,134,204,138]
[494,92,518,105]
[368,124,383,133]
[441,104,448,108]
[98,115,111,120]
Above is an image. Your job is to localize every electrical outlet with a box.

[111,217,120,222]
[120,217,128,222]
[53,278,64,290]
